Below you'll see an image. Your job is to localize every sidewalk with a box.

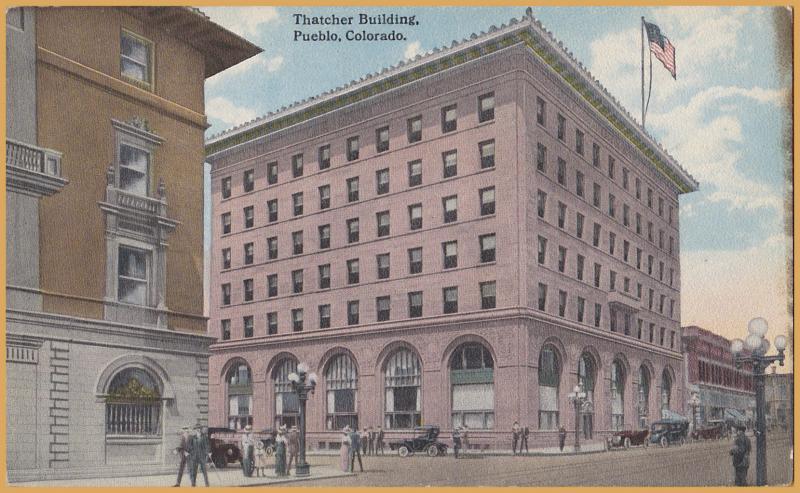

[307,441,608,457]
[14,465,353,488]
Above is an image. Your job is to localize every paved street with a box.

[278,434,792,487]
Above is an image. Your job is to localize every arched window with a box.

[450,343,494,429]
[106,367,162,436]
[384,348,421,429]
[538,345,561,430]
[661,369,672,410]
[611,360,625,431]
[227,363,252,431]
[273,359,299,428]
[638,365,651,428]
[325,354,358,431]
[577,352,596,439]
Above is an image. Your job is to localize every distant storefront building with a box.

[765,370,793,430]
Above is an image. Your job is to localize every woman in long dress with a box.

[339,428,351,472]
[254,440,268,477]
[274,429,288,477]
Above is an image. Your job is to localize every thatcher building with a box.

[5,7,260,481]
[205,11,698,449]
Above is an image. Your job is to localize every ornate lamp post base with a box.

[295,463,311,477]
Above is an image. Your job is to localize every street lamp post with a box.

[730,317,787,487]
[688,392,701,437]
[288,363,318,478]
[568,384,587,452]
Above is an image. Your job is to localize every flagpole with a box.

[641,16,645,128]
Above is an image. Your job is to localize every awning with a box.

[661,409,689,422]
[725,408,748,423]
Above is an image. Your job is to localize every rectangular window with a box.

[347,136,359,161]
[244,243,254,265]
[243,279,254,302]
[479,140,495,169]
[221,177,232,199]
[668,205,674,225]
[635,177,642,200]
[347,259,360,284]
[377,211,390,237]
[120,31,152,86]
[594,263,602,288]
[623,204,630,227]
[648,222,654,243]
[609,270,617,291]
[408,160,422,187]
[376,126,390,153]
[267,199,278,222]
[636,213,642,235]
[649,323,655,343]
[292,192,303,216]
[480,281,496,309]
[292,231,303,255]
[221,319,231,340]
[480,187,495,216]
[537,236,547,265]
[648,255,654,276]
[670,331,676,349]
[266,313,279,335]
[408,247,423,274]
[347,177,359,202]
[347,218,359,243]
[408,291,423,318]
[318,185,331,209]
[292,154,303,178]
[557,158,566,186]
[558,290,567,317]
[348,301,359,325]
[292,309,303,332]
[593,223,601,248]
[443,195,458,223]
[538,283,547,311]
[648,289,654,310]
[557,114,566,141]
[480,234,496,263]
[592,143,600,167]
[622,167,629,189]
[442,105,457,133]
[443,150,458,178]
[659,230,665,250]
[593,183,601,208]
[377,253,390,279]
[659,294,666,314]
[443,286,458,313]
[267,274,278,297]
[409,204,423,230]
[594,303,602,328]
[478,92,495,122]
[576,254,585,281]
[647,188,653,209]
[557,246,566,273]
[669,237,675,256]
[609,232,616,256]
[658,197,664,217]
[319,304,331,329]
[442,241,458,269]
[376,168,390,195]
[243,316,254,338]
[669,268,674,287]
[575,129,584,155]
[407,116,422,143]
[267,161,278,185]
[608,194,616,217]
[637,282,642,299]
[221,283,231,306]
[576,170,585,198]
[659,261,665,281]
[537,190,547,218]
[244,206,254,229]
[557,202,566,229]
[577,297,585,322]
[318,145,331,170]
[623,240,630,262]
[536,143,547,172]
[659,327,666,346]
[292,269,303,294]
[267,237,278,260]
[637,319,643,339]
[608,156,615,179]
[636,248,642,269]
[319,224,331,249]
[536,96,546,125]
[376,296,391,322]
[318,264,331,289]
[222,248,231,270]
[576,213,585,239]
[670,299,675,318]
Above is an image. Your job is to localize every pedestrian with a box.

[452,426,462,459]
[367,427,375,456]
[512,421,521,455]
[730,425,751,486]
[274,426,288,477]
[188,424,210,487]
[376,426,385,455]
[349,425,364,472]
[521,426,530,454]
[361,428,369,456]
[461,424,470,455]
[340,427,352,472]
[558,425,567,452]
[286,425,299,474]
[173,425,191,487]
[254,440,268,477]
[240,425,255,477]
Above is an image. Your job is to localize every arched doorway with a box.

[226,362,253,431]
[538,345,561,430]
[611,360,626,431]
[449,342,494,429]
[577,352,596,439]
[324,353,358,430]
[273,358,299,428]
[638,365,651,428]
[384,348,422,429]
[661,368,672,411]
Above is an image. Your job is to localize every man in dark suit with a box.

[730,425,751,486]
[376,426,385,455]
[188,424,210,487]
[349,427,364,472]
[173,426,191,487]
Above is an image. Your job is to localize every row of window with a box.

[221,235,497,306]
[220,281,497,340]
[536,190,677,291]
[697,360,754,392]
[534,96,676,229]
[220,93,496,200]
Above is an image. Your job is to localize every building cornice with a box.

[205,12,697,194]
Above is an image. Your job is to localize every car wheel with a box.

[398,446,410,458]
[624,437,631,449]
[265,445,275,456]
[213,455,227,469]
[426,445,439,457]
[660,436,668,448]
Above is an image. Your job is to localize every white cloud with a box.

[266,55,285,72]
[206,97,258,128]
[204,7,279,37]
[404,41,422,60]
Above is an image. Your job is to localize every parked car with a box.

[207,427,241,468]
[257,428,278,456]
[691,421,726,441]
[607,429,649,449]
[388,425,449,457]
[649,420,689,447]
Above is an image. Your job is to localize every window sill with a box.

[105,436,162,444]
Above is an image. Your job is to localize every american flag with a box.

[644,20,676,79]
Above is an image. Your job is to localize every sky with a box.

[201,6,793,362]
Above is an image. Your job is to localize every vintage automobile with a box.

[257,428,278,456]
[207,427,242,468]
[388,425,449,457]
[691,421,727,441]
[649,420,689,447]
[606,429,649,449]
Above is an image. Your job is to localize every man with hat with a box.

[173,426,191,487]
[349,425,363,472]
[188,423,210,487]
[730,425,751,486]
[240,424,255,477]
[452,426,463,459]
[286,425,300,474]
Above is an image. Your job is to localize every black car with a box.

[649,419,689,447]
[388,425,449,457]
[207,427,241,468]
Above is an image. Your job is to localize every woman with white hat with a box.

[339,426,352,472]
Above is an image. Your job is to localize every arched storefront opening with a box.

[661,368,672,411]
[450,342,494,429]
[384,348,422,429]
[105,367,162,436]
[226,362,253,431]
[638,365,651,428]
[273,358,299,428]
[611,360,626,431]
[538,345,561,430]
[325,354,358,431]
[577,352,596,439]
